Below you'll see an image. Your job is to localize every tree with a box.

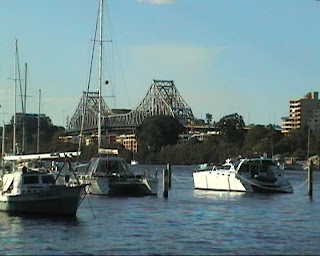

[205,113,212,125]
[136,115,186,162]
[216,113,245,144]
[242,125,268,152]
[241,125,284,157]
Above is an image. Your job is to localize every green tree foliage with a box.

[205,113,212,124]
[216,113,245,144]
[136,115,185,154]
[2,116,74,155]
[144,114,320,165]
[241,125,284,157]
[242,125,269,155]
[156,135,243,165]
[310,131,320,156]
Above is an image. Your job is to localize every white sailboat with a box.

[0,152,87,216]
[0,41,87,217]
[75,0,158,196]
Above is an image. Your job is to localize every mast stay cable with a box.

[76,1,101,163]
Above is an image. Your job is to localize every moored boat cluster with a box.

[0,149,159,217]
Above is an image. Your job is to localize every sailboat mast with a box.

[13,40,17,155]
[307,126,310,159]
[98,0,104,152]
[1,122,5,170]
[37,89,41,153]
[22,63,27,153]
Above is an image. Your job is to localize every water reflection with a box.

[0,211,85,255]
[0,211,80,225]
[193,189,246,200]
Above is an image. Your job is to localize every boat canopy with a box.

[87,156,134,176]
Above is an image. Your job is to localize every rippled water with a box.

[0,165,319,255]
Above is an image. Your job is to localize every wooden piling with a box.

[308,160,313,198]
[163,168,169,198]
[167,163,172,189]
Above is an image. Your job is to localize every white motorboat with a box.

[75,149,158,196]
[193,158,293,193]
[0,152,87,216]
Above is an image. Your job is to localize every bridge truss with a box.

[67,80,194,133]
[68,91,112,131]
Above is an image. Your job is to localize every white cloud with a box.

[137,0,176,5]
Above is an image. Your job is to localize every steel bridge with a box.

[66,80,194,135]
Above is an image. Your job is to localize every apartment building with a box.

[116,134,138,153]
[282,91,320,134]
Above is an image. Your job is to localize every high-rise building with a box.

[281,92,320,134]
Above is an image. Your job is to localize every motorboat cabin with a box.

[0,166,86,216]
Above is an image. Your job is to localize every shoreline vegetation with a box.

[1,113,317,166]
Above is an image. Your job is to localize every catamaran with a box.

[74,149,158,196]
[73,0,158,196]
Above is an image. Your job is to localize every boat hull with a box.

[251,185,292,193]
[81,176,158,196]
[0,185,86,217]
[242,177,293,193]
[86,177,109,195]
[193,170,248,192]
[193,158,294,194]
[193,170,293,193]
[109,177,158,196]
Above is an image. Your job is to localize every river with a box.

[0,165,319,255]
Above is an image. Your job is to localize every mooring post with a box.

[308,160,313,198]
[167,163,172,189]
[163,168,169,198]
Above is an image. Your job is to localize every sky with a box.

[1,0,320,127]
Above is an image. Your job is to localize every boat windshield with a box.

[238,158,278,176]
[88,157,134,176]
[23,176,39,184]
[233,159,242,169]
[221,165,232,170]
[41,175,55,184]
[105,160,125,174]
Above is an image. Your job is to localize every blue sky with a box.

[0,0,320,127]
